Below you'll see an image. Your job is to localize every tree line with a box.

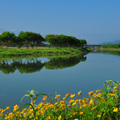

[0,31,87,48]
[102,43,120,48]
[45,34,87,48]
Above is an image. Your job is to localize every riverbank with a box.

[0,47,90,57]
[100,47,120,52]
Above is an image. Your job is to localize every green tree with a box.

[0,31,16,48]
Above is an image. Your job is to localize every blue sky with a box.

[0,0,120,44]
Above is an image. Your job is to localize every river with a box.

[0,52,120,109]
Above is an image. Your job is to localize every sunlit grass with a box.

[0,47,90,57]
[0,80,120,120]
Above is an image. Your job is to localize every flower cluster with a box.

[0,80,120,120]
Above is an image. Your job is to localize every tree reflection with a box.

[0,59,44,74]
[0,54,87,74]
[45,54,86,70]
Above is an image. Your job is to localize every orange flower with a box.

[55,94,61,99]
[43,96,47,101]
[88,91,93,95]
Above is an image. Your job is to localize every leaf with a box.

[21,94,30,102]
[22,103,33,110]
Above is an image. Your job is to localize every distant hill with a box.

[102,40,120,45]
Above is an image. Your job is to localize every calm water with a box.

[0,52,120,109]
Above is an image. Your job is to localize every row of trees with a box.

[0,31,87,48]
[0,31,44,48]
[45,34,87,48]
[102,43,120,48]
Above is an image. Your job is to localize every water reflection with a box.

[102,51,120,56]
[0,54,86,74]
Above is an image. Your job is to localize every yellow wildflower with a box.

[13,104,19,112]
[110,93,115,97]
[78,91,81,95]
[114,86,118,89]
[91,107,96,110]
[103,113,106,116]
[46,116,51,120]
[0,112,3,117]
[5,106,10,110]
[65,93,69,97]
[61,104,66,109]
[96,93,102,97]
[43,96,47,101]
[88,91,93,95]
[89,99,93,104]
[60,101,65,104]
[80,111,83,115]
[58,115,62,120]
[72,102,76,106]
[80,105,82,109]
[55,94,61,99]
[97,114,101,117]
[63,97,66,100]
[73,112,77,115]
[69,99,74,103]
[70,94,75,98]
[113,108,118,112]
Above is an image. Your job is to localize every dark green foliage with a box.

[45,34,87,48]
[17,31,44,48]
[0,31,16,47]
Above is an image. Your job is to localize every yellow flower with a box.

[78,91,81,95]
[88,91,93,95]
[114,86,118,89]
[13,104,19,112]
[69,99,74,103]
[5,106,10,110]
[61,104,66,109]
[72,102,76,106]
[97,114,101,117]
[80,111,83,115]
[63,97,66,100]
[70,94,75,98]
[73,112,77,115]
[110,93,115,97]
[103,113,106,116]
[113,108,118,112]
[43,96,47,101]
[89,99,93,104]
[58,115,62,120]
[55,94,61,99]
[91,107,96,110]
[60,101,65,104]
[65,93,69,97]
[46,116,51,120]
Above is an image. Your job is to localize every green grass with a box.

[0,47,90,57]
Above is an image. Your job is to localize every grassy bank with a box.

[0,47,90,57]
[100,47,120,52]
[0,80,120,120]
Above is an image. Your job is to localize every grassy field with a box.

[0,47,90,57]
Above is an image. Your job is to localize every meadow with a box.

[0,80,120,120]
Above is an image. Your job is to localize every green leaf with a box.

[22,103,33,110]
